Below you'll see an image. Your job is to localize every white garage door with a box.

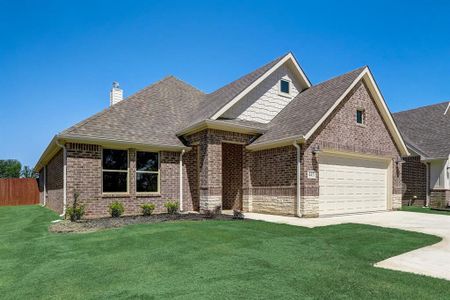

[319,154,389,216]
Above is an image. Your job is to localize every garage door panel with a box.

[319,155,388,216]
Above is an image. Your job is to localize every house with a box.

[35,52,409,218]
[394,102,450,207]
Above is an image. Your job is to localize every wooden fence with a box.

[0,178,39,206]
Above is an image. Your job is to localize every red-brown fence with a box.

[0,178,39,206]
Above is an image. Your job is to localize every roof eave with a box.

[246,136,305,151]
[176,120,267,137]
[35,134,191,172]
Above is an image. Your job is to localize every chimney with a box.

[110,81,123,106]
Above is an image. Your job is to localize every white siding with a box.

[430,159,448,189]
[221,64,303,123]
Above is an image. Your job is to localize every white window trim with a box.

[279,78,292,97]
[135,151,161,195]
[102,149,130,195]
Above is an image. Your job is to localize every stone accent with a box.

[301,196,319,218]
[251,187,296,215]
[430,190,450,208]
[392,194,402,210]
[401,156,427,206]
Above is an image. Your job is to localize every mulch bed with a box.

[49,213,240,234]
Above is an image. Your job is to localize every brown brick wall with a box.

[302,80,402,215]
[65,143,185,218]
[401,156,427,206]
[184,129,255,211]
[44,149,64,214]
[222,143,243,210]
[248,146,297,215]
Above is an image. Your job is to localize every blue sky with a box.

[1,0,449,167]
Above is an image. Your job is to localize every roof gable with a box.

[210,52,311,120]
[394,101,450,158]
[248,67,409,156]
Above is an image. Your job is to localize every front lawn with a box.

[402,206,450,216]
[0,206,449,299]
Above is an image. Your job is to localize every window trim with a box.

[356,108,366,125]
[101,148,130,195]
[135,151,161,195]
[279,78,291,97]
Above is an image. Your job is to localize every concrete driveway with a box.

[244,211,450,281]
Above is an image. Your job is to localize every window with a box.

[102,149,128,193]
[136,151,159,193]
[280,79,290,94]
[356,109,365,124]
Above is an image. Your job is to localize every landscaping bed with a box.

[49,213,237,233]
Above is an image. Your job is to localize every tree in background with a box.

[0,160,22,178]
[0,160,37,178]
[21,166,37,178]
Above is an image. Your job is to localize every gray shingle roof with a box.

[393,102,450,158]
[184,53,288,127]
[60,76,206,148]
[251,66,366,145]
[55,55,370,152]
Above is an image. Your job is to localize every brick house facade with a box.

[36,52,410,218]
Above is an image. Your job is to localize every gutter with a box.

[179,149,185,211]
[55,139,67,218]
[293,142,302,217]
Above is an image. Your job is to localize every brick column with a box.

[198,132,222,211]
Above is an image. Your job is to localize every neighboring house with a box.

[35,52,409,218]
[394,102,450,207]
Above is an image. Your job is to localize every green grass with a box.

[401,205,450,216]
[1,206,449,299]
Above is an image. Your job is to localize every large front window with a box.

[136,151,159,193]
[102,149,128,193]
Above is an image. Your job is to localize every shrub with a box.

[204,205,221,219]
[109,201,124,218]
[164,201,179,214]
[66,191,85,221]
[141,203,156,216]
[233,209,244,220]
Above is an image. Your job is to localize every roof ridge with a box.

[311,66,367,88]
[207,53,289,96]
[393,100,450,115]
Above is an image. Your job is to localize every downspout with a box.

[179,149,185,212]
[293,142,302,217]
[55,140,67,218]
[43,165,47,206]
[425,162,430,207]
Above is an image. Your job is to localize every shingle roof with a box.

[60,76,206,148]
[393,102,450,158]
[251,66,366,145]
[184,53,288,127]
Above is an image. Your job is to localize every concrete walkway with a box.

[244,211,450,281]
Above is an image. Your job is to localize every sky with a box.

[0,0,449,167]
